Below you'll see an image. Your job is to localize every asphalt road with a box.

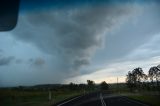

[54,92,150,106]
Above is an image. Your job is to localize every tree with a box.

[157,65,160,84]
[87,80,95,86]
[126,71,136,92]
[133,68,145,82]
[157,64,160,69]
[87,80,95,91]
[149,66,160,87]
[126,67,146,91]
[100,81,109,90]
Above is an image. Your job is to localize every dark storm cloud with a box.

[20,0,138,12]
[0,56,14,66]
[33,58,45,66]
[12,2,137,82]
[28,58,45,66]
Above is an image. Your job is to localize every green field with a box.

[1,83,159,106]
[127,93,160,106]
[0,89,83,106]
[109,84,160,106]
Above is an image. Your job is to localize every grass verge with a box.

[127,94,160,106]
[0,89,83,106]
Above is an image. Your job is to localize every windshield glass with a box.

[0,1,160,106]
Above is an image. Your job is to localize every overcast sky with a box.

[0,0,160,87]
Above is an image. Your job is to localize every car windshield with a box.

[0,0,160,106]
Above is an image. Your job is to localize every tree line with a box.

[10,80,109,92]
[126,64,160,92]
[68,80,109,92]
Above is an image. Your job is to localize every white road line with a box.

[119,98,131,104]
[100,93,107,106]
[121,96,149,106]
[57,95,83,106]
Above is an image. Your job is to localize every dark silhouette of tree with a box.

[133,68,145,83]
[87,80,95,86]
[157,64,160,86]
[69,82,75,90]
[157,64,160,69]
[87,80,95,91]
[126,71,136,92]
[126,67,146,91]
[149,66,160,87]
[100,81,109,90]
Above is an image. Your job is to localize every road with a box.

[53,92,150,106]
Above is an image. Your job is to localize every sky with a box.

[0,0,160,87]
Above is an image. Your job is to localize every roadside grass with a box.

[108,85,160,106]
[53,92,81,103]
[127,94,160,106]
[0,89,83,106]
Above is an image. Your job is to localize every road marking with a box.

[57,95,83,106]
[100,93,107,106]
[119,98,131,104]
[121,96,149,106]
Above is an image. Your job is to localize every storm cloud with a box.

[12,2,140,82]
[0,56,14,66]
[30,57,45,66]
[1,1,160,87]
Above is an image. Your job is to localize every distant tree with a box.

[79,84,87,91]
[126,71,136,92]
[100,81,109,90]
[133,68,145,83]
[87,80,95,91]
[157,64,160,69]
[126,67,146,91]
[69,82,77,90]
[157,64,160,85]
[87,80,95,86]
[157,65,160,91]
[149,67,156,85]
[79,84,86,89]
[149,66,160,87]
